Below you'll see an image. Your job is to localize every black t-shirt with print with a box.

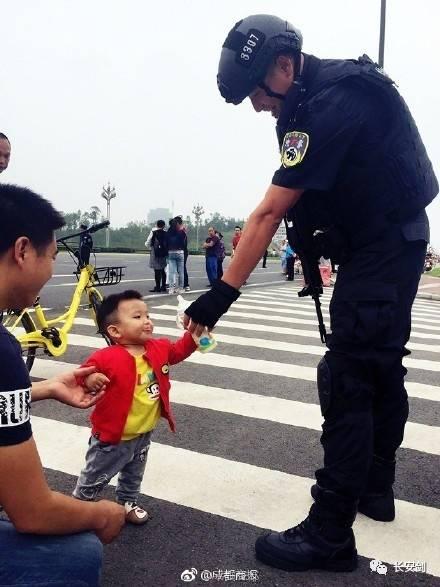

[0,323,32,446]
[205,235,220,257]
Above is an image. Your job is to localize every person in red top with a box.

[73,290,197,525]
[231,226,242,258]
[231,226,248,284]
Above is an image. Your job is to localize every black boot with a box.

[255,508,357,572]
[311,466,396,523]
[359,456,396,521]
[358,487,395,521]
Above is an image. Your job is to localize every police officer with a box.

[184,14,438,573]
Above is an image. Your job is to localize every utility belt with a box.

[285,220,350,266]
[283,206,404,345]
[287,208,413,266]
[310,226,351,265]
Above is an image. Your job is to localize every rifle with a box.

[285,201,327,344]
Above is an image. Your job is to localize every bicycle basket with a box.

[92,266,125,286]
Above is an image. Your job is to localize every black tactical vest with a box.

[278,54,438,249]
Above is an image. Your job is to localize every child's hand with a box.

[85,372,110,394]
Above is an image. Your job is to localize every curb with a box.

[143,279,287,300]
[144,279,440,302]
[416,292,440,302]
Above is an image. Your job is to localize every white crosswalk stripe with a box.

[25,284,440,579]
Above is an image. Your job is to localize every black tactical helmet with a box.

[217,14,303,105]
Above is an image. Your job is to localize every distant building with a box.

[273,221,286,244]
[147,207,172,225]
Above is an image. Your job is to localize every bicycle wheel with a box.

[88,290,112,346]
[1,309,37,372]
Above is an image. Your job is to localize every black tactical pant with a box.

[314,226,426,523]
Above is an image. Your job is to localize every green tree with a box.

[89,206,102,224]
[60,210,82,231]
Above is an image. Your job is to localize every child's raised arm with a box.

[84,372,110,394]
[168,331,198,365]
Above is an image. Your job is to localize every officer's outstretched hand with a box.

[184,280,241,335]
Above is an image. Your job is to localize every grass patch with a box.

[429,267,440,277]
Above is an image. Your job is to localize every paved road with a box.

[19,274,440,586]
[39,252,284,309]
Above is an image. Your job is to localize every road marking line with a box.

[152,306,440,342]
[246,291,440,321]
[31,350,440,403]
[32,415,440,576]
[170,381,440,455]
[66,314,440,365]
[153,305,440,333]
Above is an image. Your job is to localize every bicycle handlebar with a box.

[57,220,110,243]
[89,220,110,234]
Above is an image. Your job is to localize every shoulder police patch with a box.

[281,131,309,168]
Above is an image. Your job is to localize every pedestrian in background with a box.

[167,217,186,294]
[145,220,168,293]
[279,239,288,274]
[174,215,191,291]
[203,226,220,286]
[216,231,226,279]
[285,243,295,281]
[0,133,11,174]
[231,226,242,258]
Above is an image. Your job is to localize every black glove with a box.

[185,280,241,329]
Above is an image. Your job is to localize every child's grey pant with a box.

[73,432,152,504]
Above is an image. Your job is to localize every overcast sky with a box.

[1,0,439,247]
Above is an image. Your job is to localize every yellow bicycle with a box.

[1,221,125,372]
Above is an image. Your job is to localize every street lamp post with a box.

[192,203,205,250]
[101,182,116,248]
[378,0,386,68]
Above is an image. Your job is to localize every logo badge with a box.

[370,559,388,575]
[281,131,309,168]
[180,568,197,582]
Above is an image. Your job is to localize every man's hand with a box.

[49,366,109,409]
[183,280,241,335]
[84,372,110,394]
[93,500,125,544]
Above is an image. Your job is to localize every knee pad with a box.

[318,353,374,416]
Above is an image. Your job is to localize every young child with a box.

[73,290,197,524]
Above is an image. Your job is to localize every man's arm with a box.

[223,184,303,289]
[184,184,303,334]
[145,229,154,248]
[0,437,124,542]
[31,366,107,408]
